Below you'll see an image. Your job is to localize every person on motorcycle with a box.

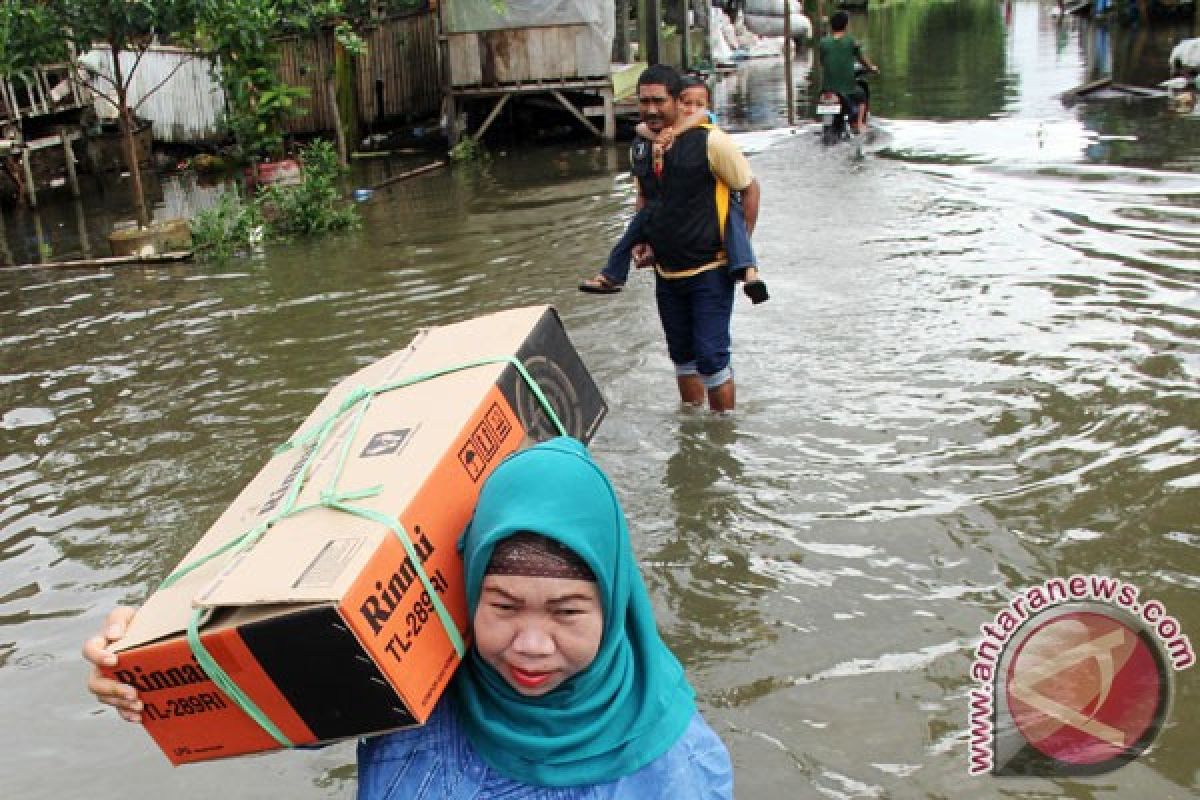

[818,11,879,134]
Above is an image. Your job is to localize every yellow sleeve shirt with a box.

[705,128,754,191]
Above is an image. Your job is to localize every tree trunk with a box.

[109,39,149,227]
[318,29,348,167]
[328,74,347,167]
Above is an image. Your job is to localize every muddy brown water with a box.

[2,2,1197,797]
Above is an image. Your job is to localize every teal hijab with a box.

[452,437,697,787]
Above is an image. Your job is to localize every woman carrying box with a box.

[85,437,734,798]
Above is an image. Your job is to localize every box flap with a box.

[194,305,555,607]
[118,306,557,646]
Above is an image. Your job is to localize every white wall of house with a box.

[79,45,226,143]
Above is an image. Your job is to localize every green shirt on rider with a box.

[818,34,866,100]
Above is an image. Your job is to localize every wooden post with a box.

[643,0,662,65]
[601,87,616,141]
[0,202,12,266]
[327,73,348,167]
[679,0,690,71]
[73,197,92,259]
[32,209,47,263]
[435,5,460,148]
[445,94,460,148]
[637,0,647,61]
[473,94,512,141]
[21,148,37,208]
[784,2,795,126]
[696,0,712,67]
[613,0,631,62]
[334,35,358,165]
[59,127,81,198]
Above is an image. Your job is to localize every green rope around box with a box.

[162,355,568,748]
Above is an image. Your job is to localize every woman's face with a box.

[474,574,603,696]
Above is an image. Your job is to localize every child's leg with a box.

[723,196,757,280]
[601,208,648,285]
[724,195,768,304]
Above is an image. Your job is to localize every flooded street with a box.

[2,2,1198,797]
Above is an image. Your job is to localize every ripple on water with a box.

[1,407,55,429]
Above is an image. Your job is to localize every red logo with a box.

[1002,609,1168,772]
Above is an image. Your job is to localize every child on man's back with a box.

[579,77,767,304]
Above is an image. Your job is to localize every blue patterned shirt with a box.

[356,698,734,799]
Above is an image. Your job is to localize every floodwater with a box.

[2,2,1198,798]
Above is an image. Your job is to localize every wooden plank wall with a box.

[278,10,441,135]
[447,24,610,87]
[277,34,337,135]
[357,11,442,123]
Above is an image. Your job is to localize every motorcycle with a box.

[816,64,873,145]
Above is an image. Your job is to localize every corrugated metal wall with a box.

[80,10,441,145]
[81,45,227,143]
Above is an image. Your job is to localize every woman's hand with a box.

[83,606,144,723]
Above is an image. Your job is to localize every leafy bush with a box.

[190,139,358,260]
[190,190,264,259]
[449,136,490,164]
[258,139,359,236]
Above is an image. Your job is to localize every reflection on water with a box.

[0,171,228,267]
[1,2,1197,798]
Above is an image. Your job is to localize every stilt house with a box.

[439,0,619,144]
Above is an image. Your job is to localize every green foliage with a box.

[190,189,265,260]
[449,136,490,164]
[35,0,200,60]
[199,0,367,161]
[0,1,65,77]
[190,139,358,260]
[8,0,203,225]
[222,62,311,161]
[258,139,359,236]
[333,20,366,56]
[199,0,305,161]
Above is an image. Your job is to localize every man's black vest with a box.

[633,127,729,272]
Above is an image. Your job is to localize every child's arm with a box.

[855,44,880,73]
[656,110,711,152]
[673,109,711,136]
[740,179,760,236]
[634,121,661,142]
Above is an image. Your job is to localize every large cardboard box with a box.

[103,305,606,764]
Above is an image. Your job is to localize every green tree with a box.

[198,1,365,168]
[0,2,62,78]
[197,0,307,165]
[2,0,203,226]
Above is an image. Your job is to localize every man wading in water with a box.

[631,64,761,413]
